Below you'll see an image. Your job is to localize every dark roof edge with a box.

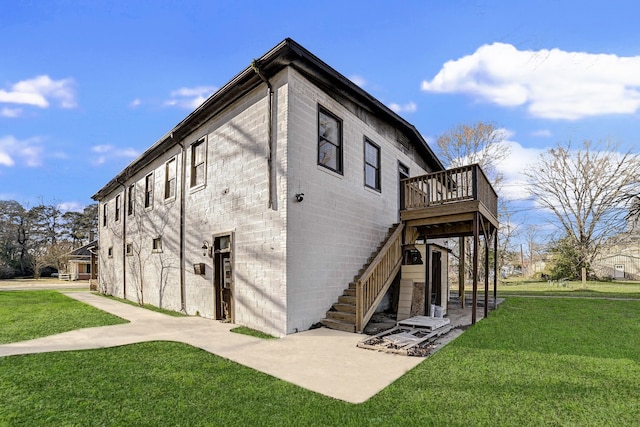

[66,240,98,257]
[93,38,442,200]
[283,38,443,172]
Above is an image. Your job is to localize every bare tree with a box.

[524,140,640,281]
[436,121,514,283]
[436,121,510,186]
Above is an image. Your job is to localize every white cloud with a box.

[90,144,139,165]
[164,86,217,109]
[495,139,546,201]
[349,75,367,88]
[531,129,552,137]
[0,135,44,167]
[58,201,84,212]
[129,98,142,108]
[0,75,76,110]
[421,43,640,120]
[388,102,417,113]
[1,107,22,118]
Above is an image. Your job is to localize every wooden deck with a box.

[400,164,500,325]
[400,164,498,236]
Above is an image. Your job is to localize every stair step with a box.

[322,222,401,334]
[338,295,356,305]
[321,318,356,333]
[332,303,356,313]
[327,311,356,323]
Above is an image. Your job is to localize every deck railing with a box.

[401,164,498,218]
[355,223,404,333]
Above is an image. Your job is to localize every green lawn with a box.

[497,278,640,299]
[0,290,128,344]
[1,295,639,425]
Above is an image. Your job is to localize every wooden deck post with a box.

[459,236,465,309]
[484,228,490,319]
[493,228,498,310]
[472,212,479,325]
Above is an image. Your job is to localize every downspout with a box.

[251,59,277,210]
[115,178,127,299]
[173,133,187,312]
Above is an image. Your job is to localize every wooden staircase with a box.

[321,223,404,333]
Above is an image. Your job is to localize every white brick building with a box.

[93,39,488,337]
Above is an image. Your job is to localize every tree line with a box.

[0,201,97,279]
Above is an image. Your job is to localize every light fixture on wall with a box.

[201,241,209,257]
[295,193,304,202]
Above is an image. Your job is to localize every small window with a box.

[364,138,381,191]
[127,184,135,216]
[115,194,121,222]
[152,237,162,252]
[102,204,108,227]
[191,137,206,188]
[165,157,177,199]
[107,247,113,258]
[318,107,343,174]
[126,243,133,256]
[144,173,154,209]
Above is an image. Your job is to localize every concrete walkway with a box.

[0,292,423,403]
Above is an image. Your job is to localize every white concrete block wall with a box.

[180,72,289,337]
[97,146,183,310]
[96,63,439,337]
[285,68,431,333]
[97,72,290,336]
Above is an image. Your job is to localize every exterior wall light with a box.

[201,241,209,256]
[295,193,304,202]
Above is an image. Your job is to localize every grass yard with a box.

[497,278,640,299]
[1,295,639,425]
[0,290,128,344]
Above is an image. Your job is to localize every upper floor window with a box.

[318,107,343,174]
[191,137,206,188]
[114,194,121,222]
[127,184,135,216]
[165,157,177,199]
[102,204,108,227]
[144,173,154,209]
[364,138,381,191]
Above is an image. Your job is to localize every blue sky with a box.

[2,0,639,226]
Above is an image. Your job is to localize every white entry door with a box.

[614,264,625,279]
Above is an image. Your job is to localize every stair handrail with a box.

[355,223,405,332]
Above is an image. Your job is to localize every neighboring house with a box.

[93,39,498,337]
[593,233,640,280]
[60,240,98,281]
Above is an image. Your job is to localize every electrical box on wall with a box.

[193,263,206,275]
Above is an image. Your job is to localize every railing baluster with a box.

[400,164,497,219]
